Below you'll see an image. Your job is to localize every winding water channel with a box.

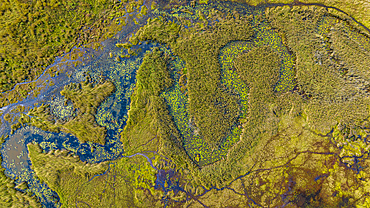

[1,1,370,207]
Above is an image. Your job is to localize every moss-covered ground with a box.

[28,141,162,207]
[114,1,370,207]
[2,0,370,207]
[10,80,115,145]
[27,143,109,207]
[0,0,151,94]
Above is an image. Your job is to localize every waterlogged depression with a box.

[2,1,370,207]
[0,15,157,206]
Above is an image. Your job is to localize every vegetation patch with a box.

[12,80,115,145]
[0,0,150,93]
[3,1,370,207]
[28,143,108,207]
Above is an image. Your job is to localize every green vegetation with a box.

[0,0,150,94]
[28,142,162,207]
[0,136,41,207]
[12,80,115,144]
[60,80,115,144]
[20,3,368,206]
[204,5,370,206]
[188,113,367,207]
[118,2,370,200]
[27,104,60,132]
[266,6,370,134]
[48,96,76,122]
[131,14,254,149]
[125,4,292,168]
[234,46,280,127]
[228,0,370,32]
[0,78,54,108]
[28,143,108,207]
[121,47,189,166]
[134,48,173,96]
[95,56,139,134]
[171,18,252,149]
[133,17,181,44]
[3,1,370,207]
[72,155,161,207]
[301,0,370,31]
[117,4,274,180]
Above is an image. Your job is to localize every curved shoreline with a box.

[1,1,370,207]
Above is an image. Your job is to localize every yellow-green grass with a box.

[121,47,184,153]
[129,4,295,167]
[189,112,370,207]
[28,142,162,207]
[266,5,370,134]
[119,1,370,187]
[0,0,152,94]
[233,0,370,32]
[59,81,115,144]
[28,143,108,207]
[121,47,195,172]
[12,80,115,144]
[23,2,370,206]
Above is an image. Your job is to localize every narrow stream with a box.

[1,1,370,207]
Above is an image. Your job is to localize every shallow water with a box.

[0,9,155,206]
[2,1,370,207]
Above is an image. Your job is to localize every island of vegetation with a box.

[1,0,370,207]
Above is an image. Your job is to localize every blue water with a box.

[0,15,158,207]
[1,1,353,207]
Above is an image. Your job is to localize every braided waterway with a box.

[0,10,155,207]
[1,1,370,207]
